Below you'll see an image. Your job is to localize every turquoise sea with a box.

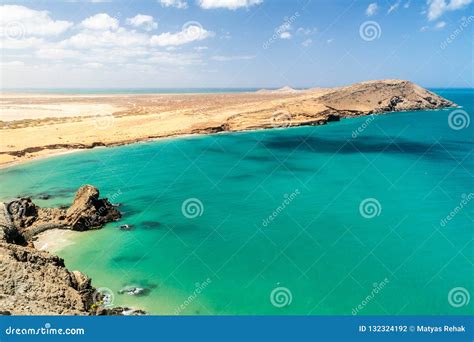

[0,89,472,315]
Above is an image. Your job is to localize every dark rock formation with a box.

[0,185,143,316]
[6,185,121,239]
[65,185,121,231]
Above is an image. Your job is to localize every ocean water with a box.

[0,89,472,315]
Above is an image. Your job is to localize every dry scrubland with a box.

[0,80,454,168]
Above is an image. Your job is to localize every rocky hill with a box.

[0,185,142,315]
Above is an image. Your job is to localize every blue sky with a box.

[0,0,472,88]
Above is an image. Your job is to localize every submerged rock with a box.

[95,307,146,316]
[118,286,150,296]
[119,224,133,231]
[37,193,51,200]
[142,221,161,229]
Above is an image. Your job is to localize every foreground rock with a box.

[0,186,142,315]
[0,241,94,315]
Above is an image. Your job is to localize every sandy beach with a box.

[0,80,454,169]
[33,228,81,253]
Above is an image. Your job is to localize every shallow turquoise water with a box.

[1,89,472,315]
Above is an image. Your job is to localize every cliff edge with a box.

[0,185,141,315]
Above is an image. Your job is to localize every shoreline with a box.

[0,80,455,170]
[0,108,456,172]
[0,131,208,170]
[33,228,81,253]
[0,186,146,315]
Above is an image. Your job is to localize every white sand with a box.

[33,229,80,253]
[0,102,121,121]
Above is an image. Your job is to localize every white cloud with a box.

[83,62,104,68]
[66,0,112,2]
[387,1,400,14]
[366,3,379,16]
[301,38,313,47]
[296,27,317,35]
[143,51,202,65]
[150,24,213,46]
[434,20,447,28]
[276,22,292,39]
[1,60,25,67]
[0,5,73,37]
[0,37,44,49]
[159,0,188,9]
[126,14,158,31]
[211,55,255,61]
[427,0,473,21]
[36,48,80,59]
[81,13,119,30]
[197,0,263,10]
[279,31,291,39]
[61,28,149,49]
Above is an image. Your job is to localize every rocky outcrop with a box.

[0,186,142,316]
[65,185,121,231]
[7,185,121,240]
[217,80,455,132]
[0,241,94,315]
[314,79,454,116]
[0,240,145,315]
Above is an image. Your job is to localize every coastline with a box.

[0,86,468,315]
[0,80,455,170]
[0,186,146,315]
[0,131,207,170]
[33,228,81,253]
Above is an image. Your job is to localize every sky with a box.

[0,0,472,88]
